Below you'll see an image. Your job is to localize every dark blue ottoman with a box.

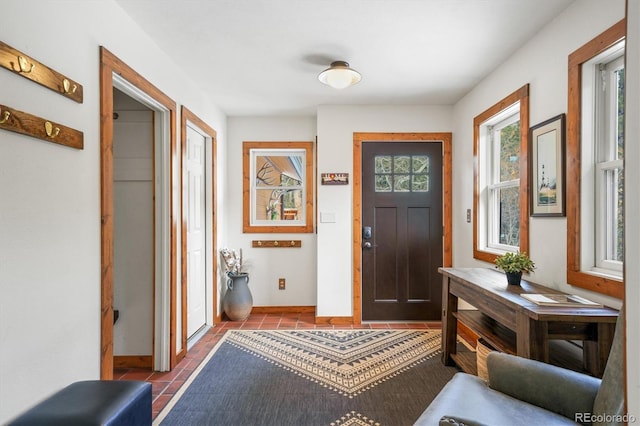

[9,380,151,426]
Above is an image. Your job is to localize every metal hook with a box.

[13,55,35,73]
[0,110,10,124]
[63,79,77,94]
[45,121,60,138]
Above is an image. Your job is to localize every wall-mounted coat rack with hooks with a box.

[0,41,84,103]
[0,104,83,149]
[251,240,302,248]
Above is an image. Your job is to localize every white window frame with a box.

[581,42,624,278]
[479,103,521,254]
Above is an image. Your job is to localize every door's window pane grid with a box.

[413,156,429,173]
[394,156,411,173]
[375,155,430,192]
[412,174,429,191]
[375,175,392,192]
[394,175,410,192]
[375,156,392,173]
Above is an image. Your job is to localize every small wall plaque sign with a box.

[321,173,349,185]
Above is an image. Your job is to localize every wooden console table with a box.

[440,267,618,378]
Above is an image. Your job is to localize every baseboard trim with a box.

[113,355,152,369]
[251,306,316,314]
[315,316,354,325]
[176,348,186,364]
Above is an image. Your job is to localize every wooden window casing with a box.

[473,84,530,263]
[567,19,626,299]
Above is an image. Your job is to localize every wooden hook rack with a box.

[0,41,83,103]
[252,240,302,248]
[0,104,83,149]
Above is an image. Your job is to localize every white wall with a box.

[451,0,625,309]
[625,0,640,418]
[0,0,226,422]
[226,117,317,308]
[316,105,453,316]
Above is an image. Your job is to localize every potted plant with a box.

[494,251,535,285]
[220,248,252,320]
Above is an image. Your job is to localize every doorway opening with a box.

[112,89,154,370]
[100,47,177,378]
[352,132,453,324]
[179,106,218,361]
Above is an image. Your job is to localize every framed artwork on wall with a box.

[529,113,566,217]
[243,141,314,233]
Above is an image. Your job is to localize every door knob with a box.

[363,241,372,249]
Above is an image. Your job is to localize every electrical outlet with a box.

[278,278,286,290]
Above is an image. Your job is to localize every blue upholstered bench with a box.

[9,380,151,426]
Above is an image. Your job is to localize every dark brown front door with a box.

[362,142,443,320]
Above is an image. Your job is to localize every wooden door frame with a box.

[179,106,218,363]
[100,47,177,378]
[352,132,453,325]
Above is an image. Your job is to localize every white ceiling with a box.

[114,0,574,116]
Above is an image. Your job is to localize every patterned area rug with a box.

[155,329,461,426]
[226,329,442,398]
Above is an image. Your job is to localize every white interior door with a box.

[186,125,207,337]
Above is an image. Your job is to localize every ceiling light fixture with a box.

[318,61,361,89]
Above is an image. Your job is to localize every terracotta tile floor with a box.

[113,312,442,419]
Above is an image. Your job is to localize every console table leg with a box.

[584,322,615,377]
[441,276,458,366]
[516,313,548,361]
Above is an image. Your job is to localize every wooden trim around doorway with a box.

[352,133,453,325]
[179,106,218,364]
[100,47,177,378]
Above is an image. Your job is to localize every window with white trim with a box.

[483,106,521,251]
[567,19,624,298]
[473,84,529,263]
[581,42,625,277]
